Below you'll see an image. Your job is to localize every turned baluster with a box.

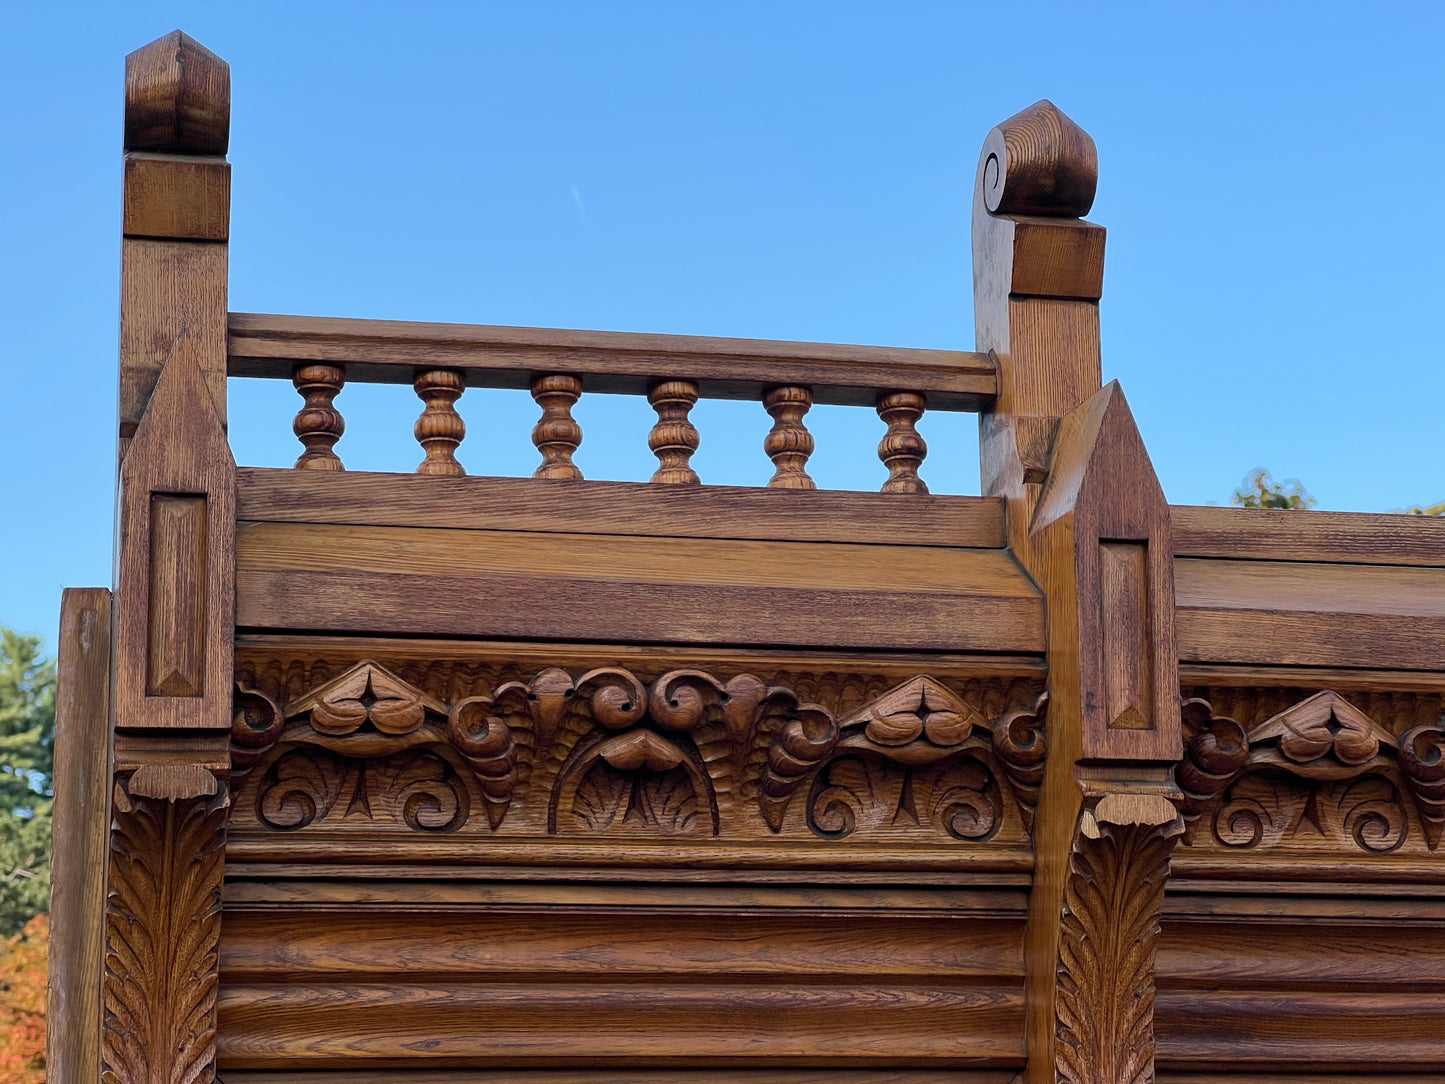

[413,368,466,475]
[647,380,700,484]
[530,374,584,480]
[763,385,816,489]
[876,390,928,494]
[292,364,346,470]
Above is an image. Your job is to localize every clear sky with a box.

[2,1,1442,643]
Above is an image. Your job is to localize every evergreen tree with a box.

[0,630,56,933]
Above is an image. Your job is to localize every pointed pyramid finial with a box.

[125,30,230,155]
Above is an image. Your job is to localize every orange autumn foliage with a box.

[0,915,46,1083]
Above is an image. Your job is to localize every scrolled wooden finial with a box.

[124,30,230,155]
[978,99,1097,218]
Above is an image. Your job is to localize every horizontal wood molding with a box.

[236,468,1008,548]
[1172,505,1445,566]
[235,522,1044,652]
[221,1073,1020,1083]
[228,312,997,410]
[1175,557,1445,670]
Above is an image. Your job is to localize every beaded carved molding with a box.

[231,660,1046,844]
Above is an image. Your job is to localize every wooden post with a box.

[48,589,112,1082]
[973,102,1184,1083]
[103,30,235,1083]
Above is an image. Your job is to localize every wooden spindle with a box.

[763,385,816,490]
[292,363,345,470]
[530,374,584,480]
[413,368,466,475]
[647,380,701,484]
[876,390,928,494]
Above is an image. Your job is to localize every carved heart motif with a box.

[863,679,973,747]
[310,664,425,736]
[1270,691,1381,766]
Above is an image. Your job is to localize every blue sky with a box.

[2,2,1442,642]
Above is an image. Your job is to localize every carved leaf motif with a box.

[1056,817,1178,1084]
[1309,777,1407,854]
[649,670,768,740]
[574,668,647,730]
[1212,773,1299,849]
[1177,698,1249,841]
[103,786,227,1084]
[806,754,1001,842]
[991,690,1049,829]
[563,731,709,836]
[372,750,470,833]
[449,695,520,828]
[758,692,838,832]
[256,748,345,831]
[1400,723,1445,849]
[1250,690,1396,776]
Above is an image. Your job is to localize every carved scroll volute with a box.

[1401,721,1445,849]
[449,695,521,828]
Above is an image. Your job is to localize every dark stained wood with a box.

[227,312,999,410]
[235,467,1008,547]
[48,588,112,1083]
[979,100,1097,218]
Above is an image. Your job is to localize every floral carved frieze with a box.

[230,662,1047,844]
[1177,688,1445,854]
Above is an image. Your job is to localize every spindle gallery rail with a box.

[49,28,1445,1084]
[228,311,999,491]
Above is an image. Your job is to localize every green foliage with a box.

[1230,468,1316,510]
[0,629,55,934]
[1401,499,1445,516]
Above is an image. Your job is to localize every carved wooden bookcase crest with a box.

[1178,688,1445,855]
[231,662,1047,844]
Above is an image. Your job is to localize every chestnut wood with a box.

[227,312,998,410]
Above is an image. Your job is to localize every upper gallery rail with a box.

[227,312,998,493]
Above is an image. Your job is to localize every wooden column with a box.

[104,31,234,1084]
[48,588,112,1082]
[973,101,1183,1083]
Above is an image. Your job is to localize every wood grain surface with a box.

[227,312,998,410]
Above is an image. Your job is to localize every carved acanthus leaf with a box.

[839,674,979,748]
[1252,690,1396,775]
[1400,722,1445,849]
[102,783,228,1084]
[1056,794,1182,1084]
[991,690,1049,829]
[758,689,838,832]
